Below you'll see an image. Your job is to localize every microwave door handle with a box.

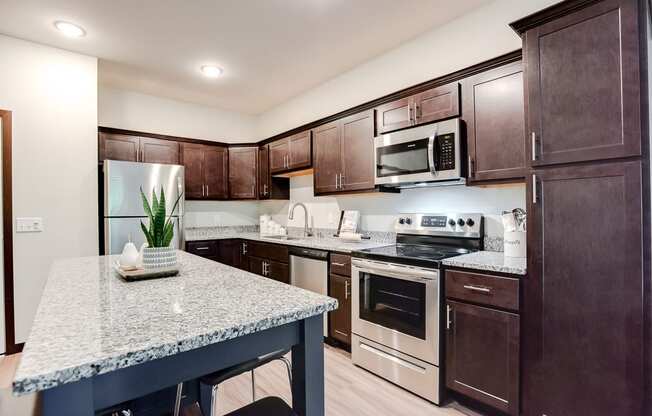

[428,126,439,175]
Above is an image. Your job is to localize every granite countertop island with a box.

[14,250,337,412]
[185,230,393,254]
[442,251,527,275]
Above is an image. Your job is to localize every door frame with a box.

[0,110,17,354]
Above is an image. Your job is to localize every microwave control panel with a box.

[436,133,455,170]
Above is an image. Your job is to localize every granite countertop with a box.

[13,251,337,395]
[185,231,392,254]
[442,251,527,275]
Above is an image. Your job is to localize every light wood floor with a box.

[215,345,481,416]
[0,346,483,416]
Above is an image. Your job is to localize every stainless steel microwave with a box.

[374,118,462,187]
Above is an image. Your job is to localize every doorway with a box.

[0,110,15,355]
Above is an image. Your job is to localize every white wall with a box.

[260,175,525,239]
[98,85,258,142]
[0,35,98,343]
[256,0,559,138]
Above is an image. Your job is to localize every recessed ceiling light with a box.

[54,21,86,38]
[201,65,223,78]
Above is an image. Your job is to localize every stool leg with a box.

[173,383,183,416]
[251,369,256,402]
[199,382,218,416]
[210,385,218,416]
[279,356,293,388]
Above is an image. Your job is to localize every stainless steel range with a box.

[350,213,484,404]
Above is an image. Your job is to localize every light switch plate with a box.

[16,217,44,233]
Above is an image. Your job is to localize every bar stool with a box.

[200,349,292,416]
[174,349,292,416]
[224,396,296,416]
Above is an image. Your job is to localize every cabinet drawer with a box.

[186,240,218,258]
[330,253,351,276]
[445,269,519,311]
[248,241,289,263]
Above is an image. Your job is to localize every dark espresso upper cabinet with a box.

[258,144,290,200]
[312,121,342,194]
[203,146,229,199]
[340,110,375,192]
[99,132,140,162]
[375,82,460,134]
[228,147,258,199]
[463,61,525,182]
[313,109,375,195]
[520,0,641,166]
[524,161,644,416]
[99,132,180,165]
[139,137,180,165]
[181,143,228,200]
[269,130,312,173]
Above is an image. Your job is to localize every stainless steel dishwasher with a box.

[289,246,329,337]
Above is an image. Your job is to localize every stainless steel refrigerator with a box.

[103,160,185,255]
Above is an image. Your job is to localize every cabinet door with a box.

[288,130,312,170]
[341,110,375,192]
[329,273,351,345]
[463,62,525,182]
[525,0,641,166]
[181,143,205,199]
[228,147,257,199]
[248,256,265,276]
[204,146,228,199]
[446,300,519,415]
[218,239,246,269]
[312,121,341,194]
[269,138,289,173]
[139,137,180,165]
[414,82,460,126]
[258,145,270,199]
[524,162,643,416]
[99,132,139,162]
[266,260,289,284]
[375,96,413,134]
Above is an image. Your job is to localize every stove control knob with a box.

[405,218,412,225]
[398,218,405,225]
[466,218,475,227]
[448,219,456,227]
[457,218,465,226]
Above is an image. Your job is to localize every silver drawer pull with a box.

[331,262,347,267]
[463,284,491,293]
[196,247,210,251]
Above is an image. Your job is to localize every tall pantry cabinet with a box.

[510,0,650,415]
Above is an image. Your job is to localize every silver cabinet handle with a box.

[344,280,350,300]
[263,183,268,195]
[468,155,474,177]
[408,105,414,124]
[335,173,339,189]
[339,173,345,189]
[242,242,247,255]
[331,262,346,267]
[446,305,452,330]
[196,247,209,251]
[415,104,421,120]
[205,184,208,196]
[463,284,491,293]
[263,261,269,276]
[532,174,538,204]
[531,132,537,161]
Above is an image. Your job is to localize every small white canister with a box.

[504,231,526,258]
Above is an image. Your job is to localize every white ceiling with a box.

[0,0,490,114]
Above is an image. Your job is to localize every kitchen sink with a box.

[261,235,304,241]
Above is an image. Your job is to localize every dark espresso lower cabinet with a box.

[328,273,351,345]
[446,300,519,415]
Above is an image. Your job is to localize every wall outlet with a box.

[16,217,44,233]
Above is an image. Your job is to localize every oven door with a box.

[352,258,439,365]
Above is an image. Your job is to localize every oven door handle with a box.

[352,261,438,282]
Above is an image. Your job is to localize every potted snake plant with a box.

[140,186,183,269]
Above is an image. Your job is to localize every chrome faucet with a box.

[289,202,313,237]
